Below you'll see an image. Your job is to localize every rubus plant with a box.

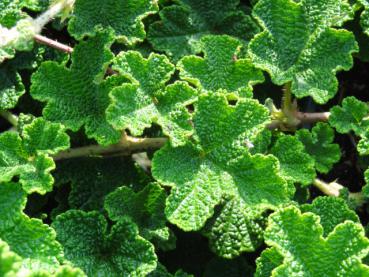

[3,0,369,276]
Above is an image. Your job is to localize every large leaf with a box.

[249,0,357,104]
[152,93,290,231]
[31,31,124,145]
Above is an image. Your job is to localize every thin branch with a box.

[0,111,18,127]
[53,136,168,161]
[295,111,330,123]
[34,34,73,53]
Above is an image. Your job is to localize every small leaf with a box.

[68,0,158,45]
[270,135,316,186]
[296,123,341,173]
[255,247,283,277]
[178,35,264,95]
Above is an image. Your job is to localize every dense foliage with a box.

[2,0,369,276]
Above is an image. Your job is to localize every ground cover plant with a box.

[3,0,369,276]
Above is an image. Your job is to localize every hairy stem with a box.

[295,111,330,123]
[313,178,343,197]
[34,34,73,53]
[0,110,18,127]
[53,136,168,161]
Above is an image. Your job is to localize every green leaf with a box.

[264,206,369,276]
[296,123,341,173]
[31,31,124,146]
[270,135,316,186]
[249,0,357,104]
[359,0,369,36]
[0,118,69,194]
[255,247,283,277]
[68,0,158,45]
[0,182,63,272]
[0,239,21,276]
[152,93,290,231]
[329,96,369,134]
[53,210,157,276]
[0,65,24,109]
[202,197,264,258]
[107,51,197,146]
[178,35,264,95]
[105,183,169,242]
[148,0,259,61]
[54,156,142,212]
[301,196,359,236]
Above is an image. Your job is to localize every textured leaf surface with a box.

[359,0,369,36]
[53,210,157,276]
[105,183,168,242]
[296,123,341,173]
[0,239,21,276]
[202,198,264,258]
[152,93,290,231]
[108,51,197,146]
[301,196,359,235]
[255,247,283,277]
[148,0,259,60]
[0,182,63,272]
[0,118,69,194]
[270,135,316,186]
[249,0,357,103]
[0,65,24,109]
[54,156,142,212]
[68,0,158,45]
[264,206,369,276]
[31,31,123,145]
[329,96,369,134]
[178,35,264,95]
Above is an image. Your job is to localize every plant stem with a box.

[0,110,18,127]
[34,34,73,53]
[313,178,343,197]
[53,136,168,161]
[295,111,330,123]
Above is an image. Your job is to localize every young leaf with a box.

[148,0,259,60]
[178,35,264,95]
[296,123,341,173]
[255,247,283,277]
[68,0,158,45]
[264,206,369,276]
[31,31,125,145]
[105,183,169,243]
[107,51,197,146]
[152,93,290,231]
[329,96,369,134]
[52,210,157,276]
[301,196,359,235]
[0,182,63,272]
[270,135,316,186]
[202,197,264,258]
[0,118,69,194]
[249,0,357,104]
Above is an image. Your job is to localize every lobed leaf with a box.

[264,206,369,276]
[249,0,357,103]
[53,210,157,276]
[68,0,158,45]
[178,35,264,95]
[296,123,341,173]
[0,118,69,194]
[148,0,259,61]
[31,31,124,145]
